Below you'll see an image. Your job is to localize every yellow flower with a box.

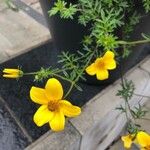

[121,134,135,149]
[86,50,116,80]
[30,78,81,131]
[137,131,150,150]
[3,68,23,78]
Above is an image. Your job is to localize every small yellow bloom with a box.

[30,78,81,131]
[137,131,150,150]
[121,134,135,149]
[86,50,116,80]
[3,68,23,78]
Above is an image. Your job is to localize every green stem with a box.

[64,82,75,99]
[125,101,130,122]
[24,71,73,83]
[118,39,150,45]
[120,71,136,123]
[24,72,38,75]
[125,99,136,122]
[51,73,73,83]
[23,68,71,79]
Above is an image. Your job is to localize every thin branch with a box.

[118,39,150,45]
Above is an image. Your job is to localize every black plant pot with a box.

[39,0,86,52]
[39,0,150,85]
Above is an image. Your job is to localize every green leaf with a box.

[143,0,150,13]
[48,0,77,19]
[142,33,150,40]
[74,84,83,91]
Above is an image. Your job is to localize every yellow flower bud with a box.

[3,68,23,78]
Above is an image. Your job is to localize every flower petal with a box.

[3,69,20,74]
[59,100,81,117]
[33,105,54,127]
[103,50,115,59]
[103,51,116,70]
[86,63,97,75]
[49,111,65,131]
[3,74,19,78]
[121,135,133,149]
[96,69,109,80]
[105,59,116,70]
[45,78,63,101]
[137,131,150,147]
[30,86,49,104]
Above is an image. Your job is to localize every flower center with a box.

[48,101,59,111]
[97,60,106,69]
[145,145,150,150]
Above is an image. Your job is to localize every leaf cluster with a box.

[48,0,77,19]
[143,0,150,13]
[127,122,140,134]
[117,80,135,101]
[78,0,128,26]
[116,103,148,120]
[58,45,96,82]
[131,104,148,119]
[123,11,141,39]
[142,33,150,40]
[49,0,150,62]
[58,51,85,81]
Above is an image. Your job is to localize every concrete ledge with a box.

[25,56,150,150]
[25,122,81,150]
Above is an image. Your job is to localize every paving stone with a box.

[136,100,150,133]
[30,1,43,14]
[0,97,29,150]
[25,122,81,150]
[22,0,39,5]
[109,140,125,150]
[0,0,50,63]
[140,56,150,73]
[20,0,43,14]
[70,83,120,135]
[0,45,9,63]
[109,140,139,150]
